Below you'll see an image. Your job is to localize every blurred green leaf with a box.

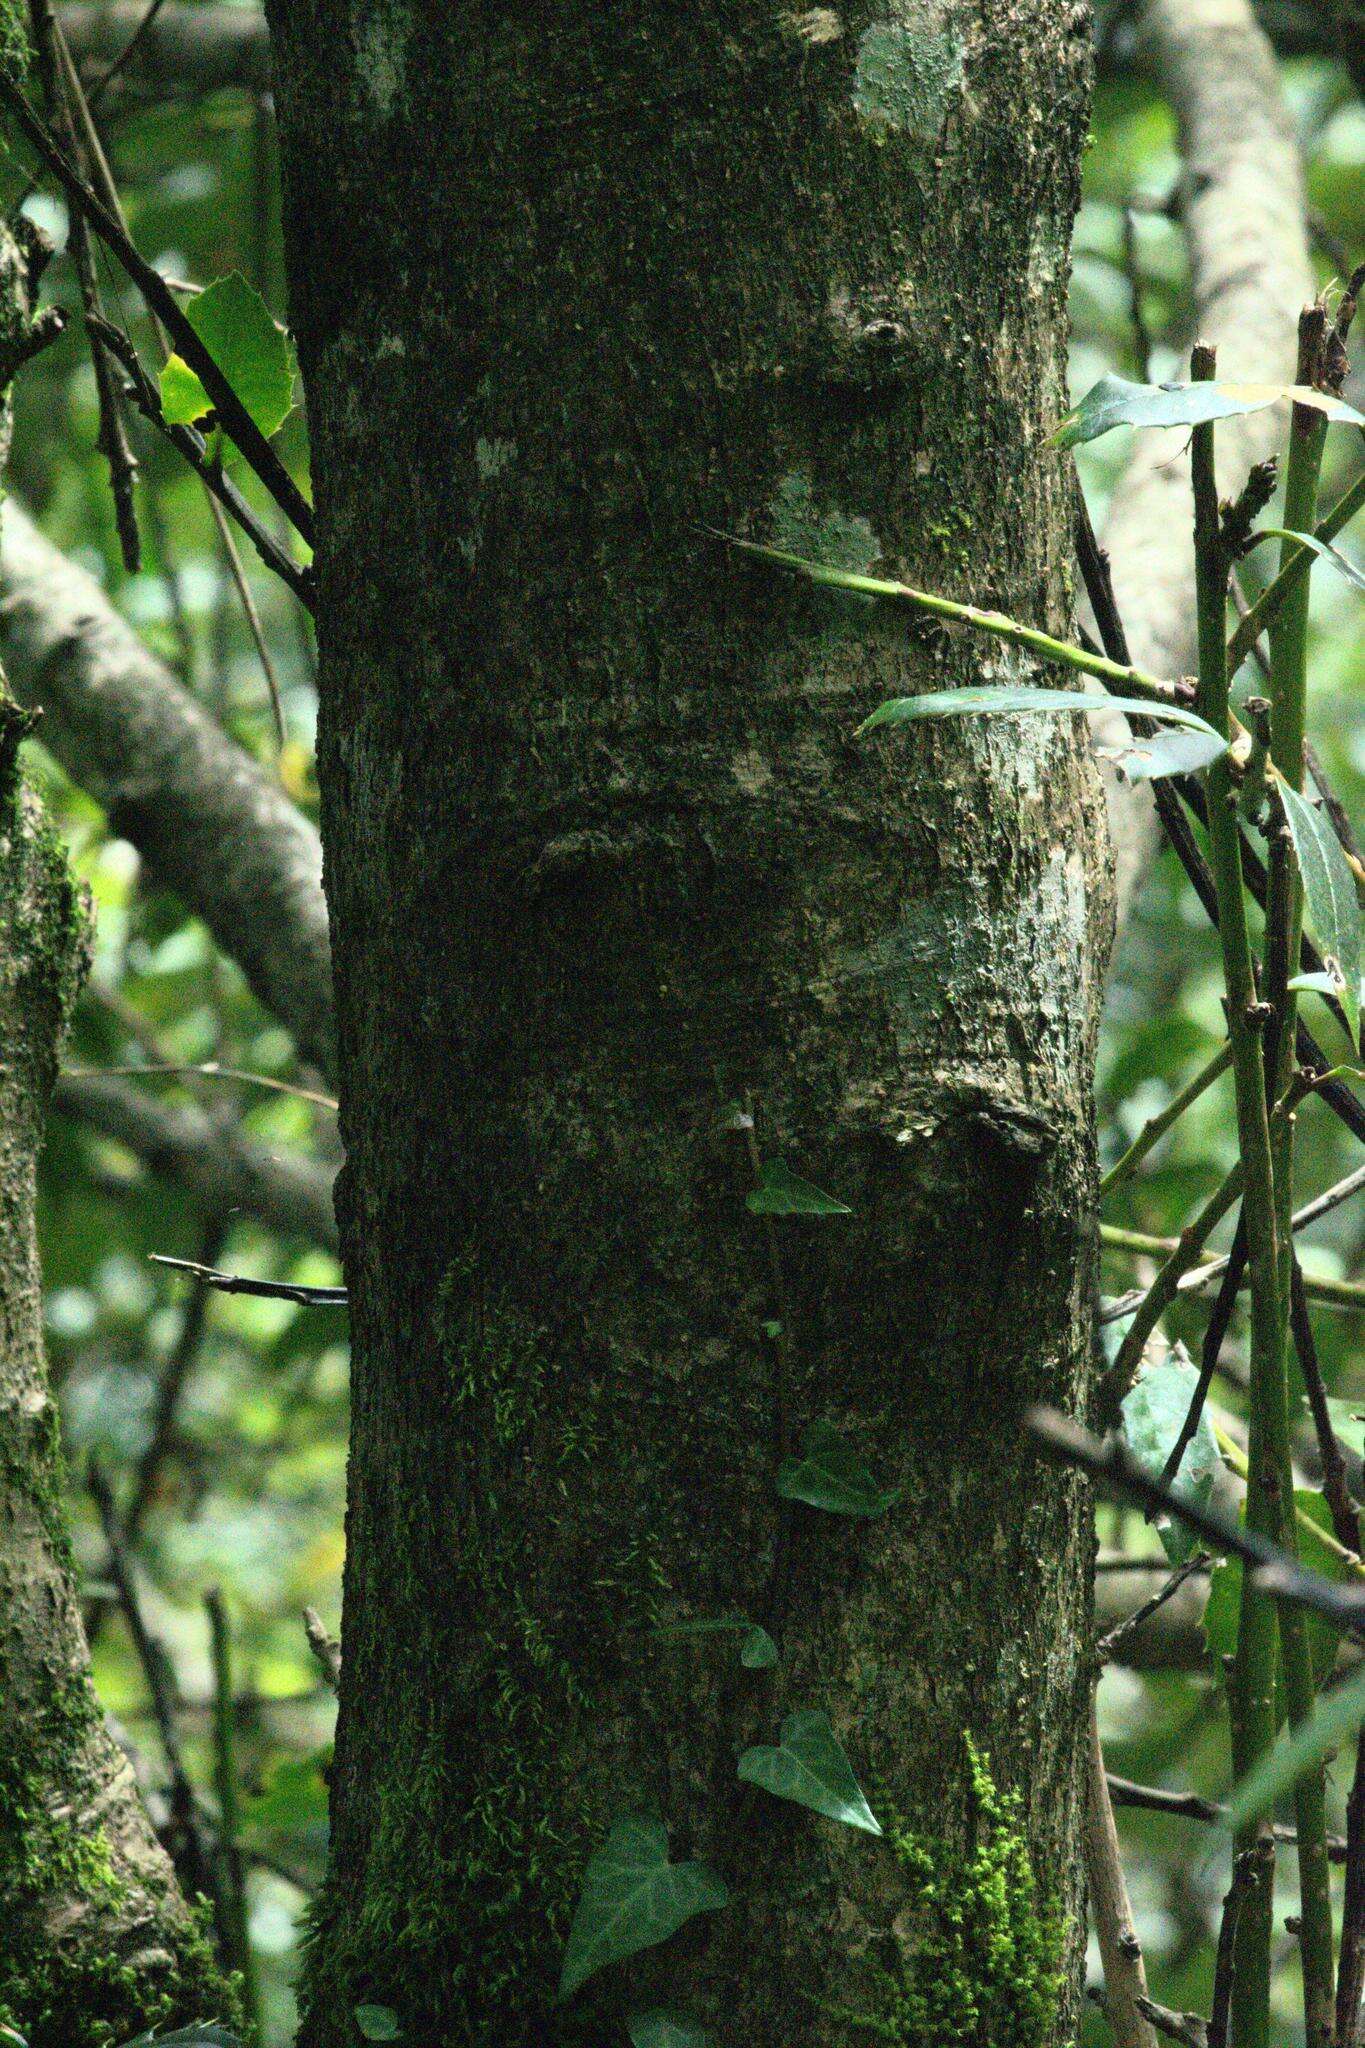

[1227,1658,1365,1830]
[354,2009,400,2042]
[1121,1352,1220,1564]
[627,2015,715,2048]
[159,273,295,439]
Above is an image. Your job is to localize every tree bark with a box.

[0,226,232,2046]
[266,5,1112,2044]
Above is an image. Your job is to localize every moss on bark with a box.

[0,219,235,2046]
[265,3,1111,2041]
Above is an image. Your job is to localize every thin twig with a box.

[1105,1774,1348,1860]
[1086,1693,1158,2048]
[1098,1550,1211,1664]
[0,67,314,542]
[1026,1406,1365,1636]
[150,1253,347,1306]
[303,1607,340,1693]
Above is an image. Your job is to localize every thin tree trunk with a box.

[266,6,1112,2043]
[0,222,231,2047]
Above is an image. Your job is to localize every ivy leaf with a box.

[1278,783,1361,1049]
[658,1617,778,1669]
[1052,372,1365,450]
[1120,1351,1219,1564]
[737,1709,882,1834]
[857,685,1224,750]
[1227,1658,1365,1831]
[777,1418,900,1519]
[354,2010,401,2042]
[558,1817,729,2003]
[1254,528,1365,595]
[159,273,295,440]
[1095,724,1229,784]
[626,2013,715,2048]
[747,1159,851,1216]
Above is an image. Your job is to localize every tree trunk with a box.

[265,5,1111,2043]
[0,222,230,2047]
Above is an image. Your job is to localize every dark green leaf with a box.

[1121,1352,1219,1565]
[0,2031,29,2048]
[737,1709,882,1833]
[1279,783,1361,1048]
[1052,372,1364,450]
[1096,725,1229,784]
[856,685,1224,751]
[1227,1658,1365,1830]
[1255,528,1365,595]
[558,1817,729,2002]
[776,1418,900,1519]
[747,1159,851,1216]
[159,273,295,439]
[354,2009,401,2042]
[626,2012,715,2048]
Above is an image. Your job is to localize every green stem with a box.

[1186,345,1283,2048]
[724,536,1187,705]
[1101,1042,1234,1196]
[206,1587,259,2041]
[1100,1222,1365,1312]
[1265,338,1334,2048]
[1228,429,1365,676]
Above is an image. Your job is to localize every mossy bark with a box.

[265,4,1111,2043]
[0,223,232,2046]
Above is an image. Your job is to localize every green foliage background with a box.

[0,7,1359,2039]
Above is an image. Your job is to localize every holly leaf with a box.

[1255,529,1365,595]
[1052,372,1365,450]
[747,1159,851,1216]
[159,273,295,439]
[626,2013,715,2048]
[1279,783,1361,1049]
[856,685,1225,753]
[737,1709,882,1833]
[1120,1351,1219,1564]
[558,1817,729,2002]
[777,1418,900,1519]
[1096,724,1229,784]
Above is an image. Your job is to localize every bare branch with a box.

[0,500,335,1079]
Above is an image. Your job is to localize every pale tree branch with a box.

[0,499,335,1080]
[54,1069,337,1249]
[1097,0,1314,926]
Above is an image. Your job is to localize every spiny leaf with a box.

[626,2012,716,2048]
[747,1159,851,1216]
[1255,528,1365,595]
[776,1418,901,1519]
[1096,724,1229,784]
[1279,782,1361,1048]
[159,273,295,440]
[1052,372,1365,450]
[116,2030,242,2048]
[736,1709,882,1834]
[557,1817,729,2003]
[1226,1657,1365,1830]
[856,684,1224,746]
[354,2009,401,2042]
[1121,1351,1219,1565]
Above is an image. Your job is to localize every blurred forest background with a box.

[1,2,1360,2039]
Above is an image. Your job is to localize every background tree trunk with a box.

[0,226,231,2046]
[265,5,1112,2043]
